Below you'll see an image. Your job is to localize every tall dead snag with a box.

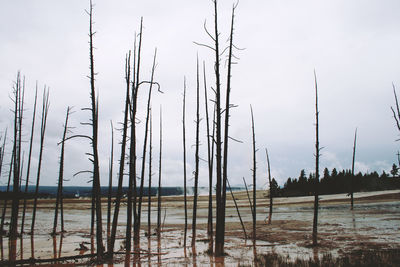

[266,148,273,224]
[31,88,49,235]
[9,73,25,262]
[227,179,247,239]
[148,112,153,242]
[157,108,163,241]
[107,121,114,249]
[211,0,223,256]
[312,71,321,246]
[21,87,37,235]
[192,58,201,248]
[182,78,188,248]
[250,106,257,246]
[204,62,215,253]
[221,4,236,252]
[350,128,357,210]
[52,107,71,236]
[109,52,130,256]
[87,0,104,258]
[135,48,158,249]
[128,23,142,253]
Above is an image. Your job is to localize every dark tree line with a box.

[277,168,400,197]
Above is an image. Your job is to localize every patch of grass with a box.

[256,249,400,267]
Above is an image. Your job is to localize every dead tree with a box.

[266,148,273,224]
[0,148,14,236]
[312,71,321,246]
[227,178,247,239]
[250,106,257,246]
[204,62,215,253]
[135,48,158,248]
[191,58,201,248]
[109,52,130,256]
[21,87,37,235]
[128,23,142,253]
[107,121,114,249]
[391,84,400,133]
[10,74,25,261]
[31,88,50,235]
[350,128,357,210]
[157,108,163,240]
[52,107,71,236]
[148,111,153,240]
[182,78,188,247]
[87,0,104,257]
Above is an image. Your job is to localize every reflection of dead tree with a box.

[21,87,37,235]
[312,71,321,246]
[52,107,71,236]
[350,128,357,210]
[192,58,201,248]
[266,148,273,224]
[182,78,188,247]
[250,106,257,246]
[31,88,50,235]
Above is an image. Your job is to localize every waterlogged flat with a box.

[0,190,399,265]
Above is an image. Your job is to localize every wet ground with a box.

[0,190,399,266]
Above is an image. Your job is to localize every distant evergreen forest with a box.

[271,165,400,197]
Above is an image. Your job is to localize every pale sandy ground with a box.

[0,189,399,266]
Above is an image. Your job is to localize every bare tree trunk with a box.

[213,0,224,256]
[203,62,215,253]
[10,73,25,262]
[148,112,153,241]
[52,107,71,236]
[157,108,163,240]
[250,106,257,246]
[107,121,114,249]
[191,58,201,248]
[221,4,236,254]
[227,179,246,239]
[130,22,142,252]
[266,148,273,224]
[182,78,188,248]
[87,1,104,258]
[21,87,37,235]
[109,52,130,256]
[31,88,49,235]
[350,128,357,210]
[135,48,157,249]
[312,71,320,246]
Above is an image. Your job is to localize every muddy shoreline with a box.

[0,189,399,265]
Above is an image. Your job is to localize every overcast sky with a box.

[1,0,400,188]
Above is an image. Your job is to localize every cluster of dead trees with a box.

[6,0,399,265]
